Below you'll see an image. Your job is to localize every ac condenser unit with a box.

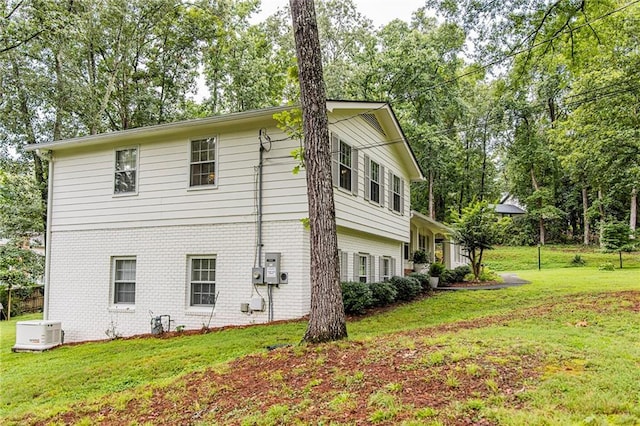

[13,320,63,352]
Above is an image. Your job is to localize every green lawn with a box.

[483,244,640,271]
[1,247,639,424]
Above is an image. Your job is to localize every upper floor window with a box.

[190,137,217,187]
[389,172,404,214]
[364,154,384,205]
[331,134,358,195]
[114,148,137,194]
[113,257,136,304]
[339,141,352,191]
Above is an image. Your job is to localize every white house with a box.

[406,211,468,272]
[26,101,424,342]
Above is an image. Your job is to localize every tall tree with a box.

[289,0,347,343]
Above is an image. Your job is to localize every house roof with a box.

[410,210,453,235]
[493,203,526,215]
[26,100,424,182]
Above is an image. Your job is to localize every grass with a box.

[483,244,640,271]
[1,245,639,424]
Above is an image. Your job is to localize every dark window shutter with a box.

[353,253,359,281]
[379,165,385,206]
[351,147,359,196]
[331,133,339,187]
[364,154,370,200]
[400,178,405,215]
[388,170,393,211]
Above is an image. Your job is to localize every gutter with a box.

[35,149,54,319]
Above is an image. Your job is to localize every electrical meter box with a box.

[264,252,281,284]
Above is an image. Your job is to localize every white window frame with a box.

[358,254,368,283]
[189,137,218,189]
[364,154,384,205]
[331,133,358,195]
[389,172,404,214]
[112,257,136,305]
[113,146,138,195]
[381,257,391,282]
[339,140,353,191]
[188,256,217,307]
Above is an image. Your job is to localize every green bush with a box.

[341,281,373,314]
[428,262,446,277]
[369,281,397,307]
[478,267,501,282]
[570,254,585,267]
[440,265,472,286]
[598,262,615,271]
[390,276,421,301]
[408,272,430,292]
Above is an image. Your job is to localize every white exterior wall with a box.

[330,113,412,242]
[41,104,419,342]
[337,228,403,282]
[48,220,307,342]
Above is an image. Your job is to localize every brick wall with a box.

[47,220,308,342]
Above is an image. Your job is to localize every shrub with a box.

[478,267,501,282]
[369,281,397,307]
[598,262,615,271]
[570,254,585,267]
[411,249,429,264]
[390,276,421,301]
[440,266,471,286]
[408,272,430,292]
[428,262,446,277]
[341,281,373,315]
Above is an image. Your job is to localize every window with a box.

[339,141,352,191]
[189,257,216,306]
[364,155,384,205]
[419,234,427,251]
[388,172,404,214]
[190,137,217,187]
[381,257,391,282]
[114,148,137,194]
[358,254,368,283]
[331,134,358,195]
[113,258,136,304]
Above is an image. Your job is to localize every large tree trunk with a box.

[290,0,347,343]
[631,187,637,236]
[582,185,590,245]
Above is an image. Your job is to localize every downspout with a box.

[35,149,54,320]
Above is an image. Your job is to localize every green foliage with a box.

[341,281,373,315]
[368,281,398,307]
[452,200,505,280]
[570,254,585,267]
[390,276,421,301]
[602,222,634,253]
[411,249,429,264]
[408,272,430,292]
[440,265,472,285]
[0,170,44,239]
[598,262,615,271]
[428,262,446,277]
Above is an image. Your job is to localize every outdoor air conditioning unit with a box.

[12,320,63,352]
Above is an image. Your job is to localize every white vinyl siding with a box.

[113,257,136,304]
[114,147,137,194]
[189,256,216,306]
[190,137,217,187]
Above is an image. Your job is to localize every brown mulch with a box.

[29,290,640,426]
